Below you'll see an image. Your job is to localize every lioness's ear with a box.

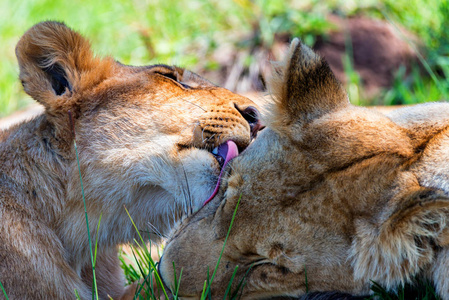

[353,188,449,288]
[268,38,348,125]
[15,21,113,111]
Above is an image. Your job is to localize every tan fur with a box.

[159,39,449,299]
[0,21,260,299]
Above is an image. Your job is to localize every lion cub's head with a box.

[12,21,262,237]
[159,39,449,298]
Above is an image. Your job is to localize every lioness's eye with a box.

[155,71,177,81]
[155,71,190,89]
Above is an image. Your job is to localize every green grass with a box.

[384,66,449,105]
[1,0,447,116]
[0,280,9,300]
[122,207,170,300]
[118,195,245,299]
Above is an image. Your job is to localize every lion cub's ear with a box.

[268,38,348,126]
[15,21,114,112]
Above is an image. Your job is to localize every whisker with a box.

[178,98,207,112]
[173,147,195,217]
[204,133,217,144]
[180,162,194,215]
[201,126,206,142]
[144,221,168,240]
[179,120,201,137]
[170,122,204,219]
[159,99,206,112]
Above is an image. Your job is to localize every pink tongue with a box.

[203,141,239,205]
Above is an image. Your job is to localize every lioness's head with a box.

[159,39,449,299]
[13,21,262,237]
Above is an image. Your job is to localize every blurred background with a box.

[1,0,448,118]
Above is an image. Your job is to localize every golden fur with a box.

[0,21,261,299]
[159,39,449,299]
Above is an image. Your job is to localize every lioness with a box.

[159,39,449,299]
[0,21,262,299]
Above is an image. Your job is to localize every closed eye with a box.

[154,71,191,89]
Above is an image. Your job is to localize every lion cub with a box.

[0,21,261,299]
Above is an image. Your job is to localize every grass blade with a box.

[93,214,102,267]
[124,207,146,249]
[124,207,169,299]
[223,265,239,299]
[131,246,148,283]
[129,246,158,300]
[172,262,183,299]
[69,111,98,300]
[201,280,207,299]
[135,266,157,300]
[232,263,253,300]
[201,194,242,299]
[0,280,9,300]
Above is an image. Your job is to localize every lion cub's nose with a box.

[234,105,265,139]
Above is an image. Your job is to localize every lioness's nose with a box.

[234,104,265,139]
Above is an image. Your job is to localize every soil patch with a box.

[200,15,420,100]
